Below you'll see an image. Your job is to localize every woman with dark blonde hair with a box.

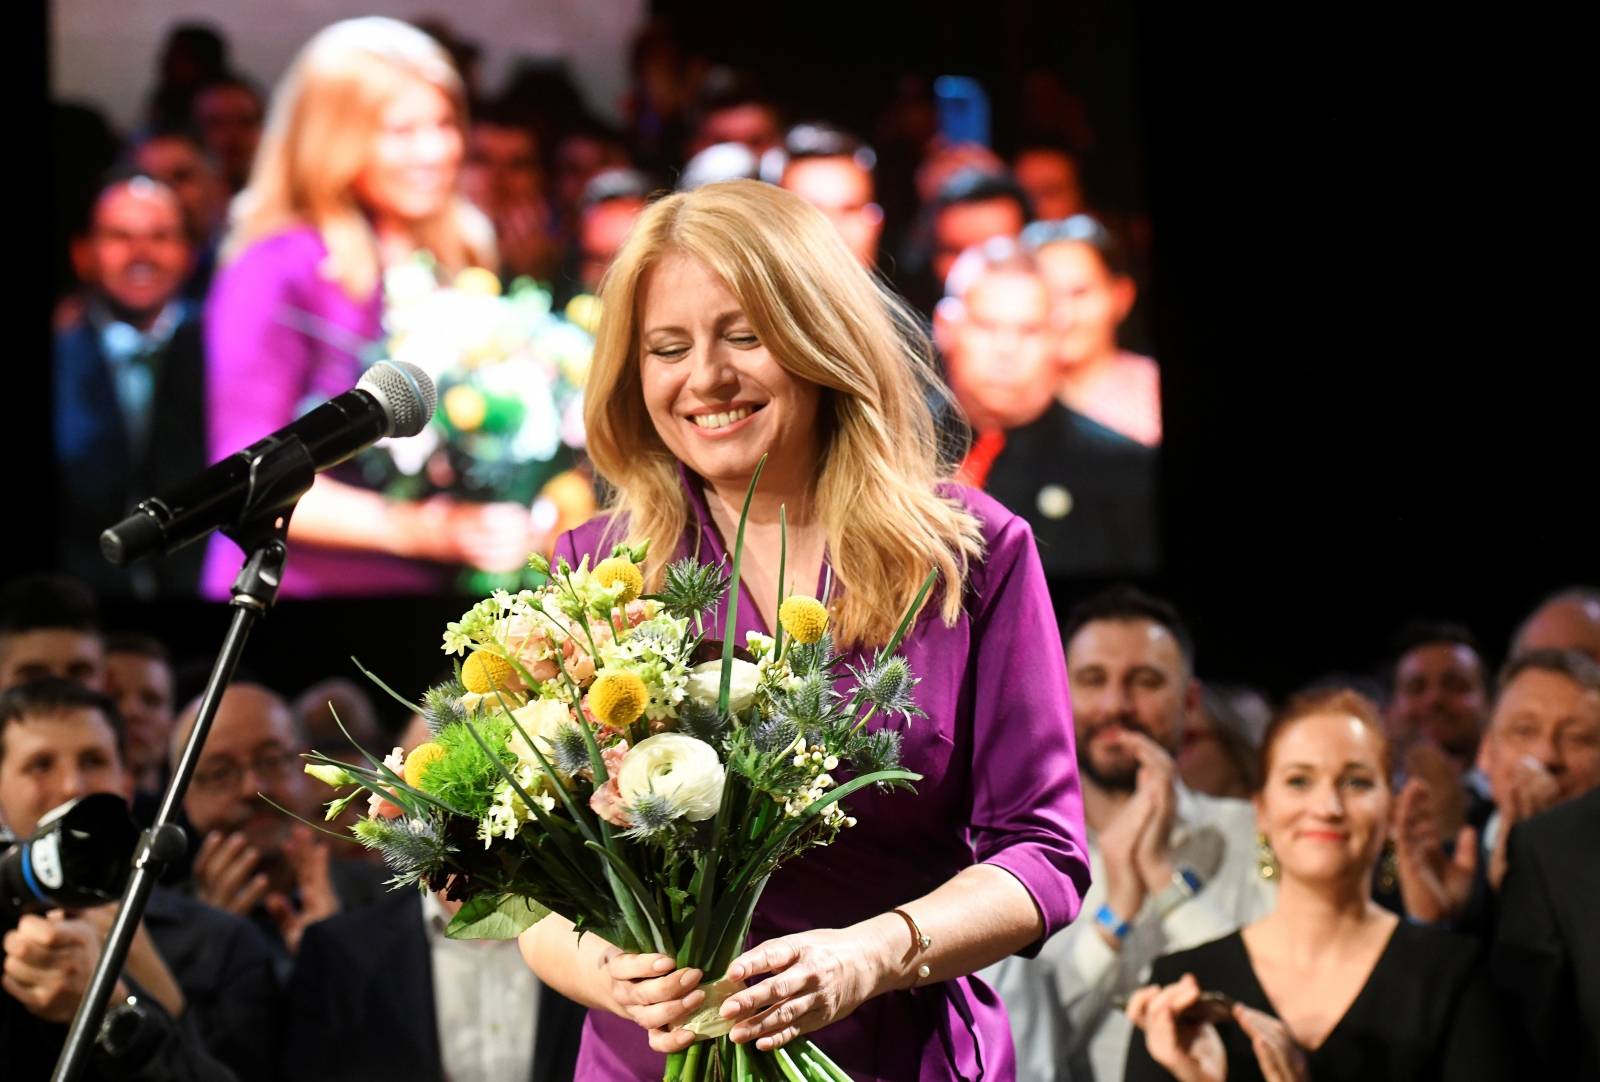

[201,17,537,597]
[1123,689,1508,1082]
[518,178,1090,1080]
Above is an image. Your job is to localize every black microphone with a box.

[100,360,437,566]
[0,793,140,925]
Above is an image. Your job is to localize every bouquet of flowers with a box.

[351,257,600,592]
[303,463,932,1081]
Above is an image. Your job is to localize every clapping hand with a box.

[1486,755,1560,890]
[1393,777,1477,923]
[1125,973,1229,1082]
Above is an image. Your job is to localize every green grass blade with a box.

[720,454,768,713]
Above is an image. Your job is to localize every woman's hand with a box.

[717,926,892,1052]
[1234,1004,1308,1082]
[1125,974,1228,1082]
[600,948,705,1053]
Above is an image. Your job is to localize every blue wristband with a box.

[1095,903,1131,942]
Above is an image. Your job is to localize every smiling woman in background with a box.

[1123,689,1508,1082]
[201,17,538,597]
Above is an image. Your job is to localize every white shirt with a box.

[983,784,1275,1081]
[422,891,541,1082]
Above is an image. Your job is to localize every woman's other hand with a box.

[600,948,705,1053]
[1125,973,1228,1082]
[1233,1003,1309,1082]
[407,497,545,572]
[717,926,892,1052]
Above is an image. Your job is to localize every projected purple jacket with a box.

[200,227,446,597]
[557,470,1089,1082]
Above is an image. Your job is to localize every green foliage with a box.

[785,632,840,677]
[426,714,517,817]
[445,892,551,940]
[848,728,908,785]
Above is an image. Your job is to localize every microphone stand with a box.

[54,438,315,1082]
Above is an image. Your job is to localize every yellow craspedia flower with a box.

[443,385,487,431]
[779,596,829,644]
[593,556,644,605]
[587,672,648,729]
[462,650,516,694]
[454,266,502,296]
[403,741,447,789]
[564,293,602,335]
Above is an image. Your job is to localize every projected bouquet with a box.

[353,258,600,591]
[303,463,930,1081]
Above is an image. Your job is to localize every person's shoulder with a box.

[1386,917,1484,983]
[938,481,1026,547]
[1515,786,1600,856]
[1048,401,1155,459]
[1150,929,1247,984]
[558,510,630,567]
[221,225,329,284]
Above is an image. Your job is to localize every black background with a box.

[19,2,1590,725]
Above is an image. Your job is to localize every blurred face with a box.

[0,709,128,838]
[695,103,781,157]
[941,270,1057,431]
[1068,618,1190,791]
[85,183,190,324]
[1013,149,1084,222]
[580,198,645,292]
[1480,669,1600,804]
[781,158,882,268]
[1386,643,1487,765]
[1257,712,1390,885]
[180,684,306,858]
[1035,241,1132,368]
[104,652,174,778]
[1515,599,1600,662]
[637,252,822,495]
[353,79,463,224]
[556,134,629,214]
[192,83,262,188]
[0,630,105,692]
[933,198,1026,284]
[133,136,225,241]
[462,122,541,212]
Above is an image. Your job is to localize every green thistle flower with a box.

[849,728,908,786]
[422,682,468,733]
[850,653,925,721]
[752,715,800,754]
[677,698,727,744]
[550,722,591,777]
[786,632,841,677]
[659,557,730,620]
[353,815,454,888]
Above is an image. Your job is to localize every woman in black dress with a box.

[1123,689,1508,1082]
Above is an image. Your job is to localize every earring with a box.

[1376,840,1398,894]
[1256,832,1279,881]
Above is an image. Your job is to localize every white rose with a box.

[684,659,761,714]
[509,699,575,773]
[616,733,725,821]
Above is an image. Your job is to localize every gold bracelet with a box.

[892,907,932,980]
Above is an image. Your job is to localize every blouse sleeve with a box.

[966,509,1091,952]
[203,238,316,461]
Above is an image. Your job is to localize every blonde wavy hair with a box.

[221,17,492,300]
[585,180,984,648]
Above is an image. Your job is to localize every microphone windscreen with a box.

[359,360,437,437]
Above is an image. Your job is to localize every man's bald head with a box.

[177,682,309,853]
[1514,588,1600,663]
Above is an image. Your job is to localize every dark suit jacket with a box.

[53,307,209,596]
[982,401,1158,577]
[283,891,583,1082]
[1491,787,1600,1079]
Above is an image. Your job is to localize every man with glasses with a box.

[173,683,383,960]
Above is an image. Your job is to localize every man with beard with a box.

[984,586,1272,1082]
[173,684,385,971]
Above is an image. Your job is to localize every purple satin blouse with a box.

[557,470,1088,1081]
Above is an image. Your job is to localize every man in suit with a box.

[1492,786,1600,1078]
[284,888,583,1082]
[935,236,1157,576]
[55,173,208,598]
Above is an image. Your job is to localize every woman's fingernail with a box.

[682,990,704,1009]
[653,957,673,973]
[680,969,698,989]
[721,999,739,1018]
